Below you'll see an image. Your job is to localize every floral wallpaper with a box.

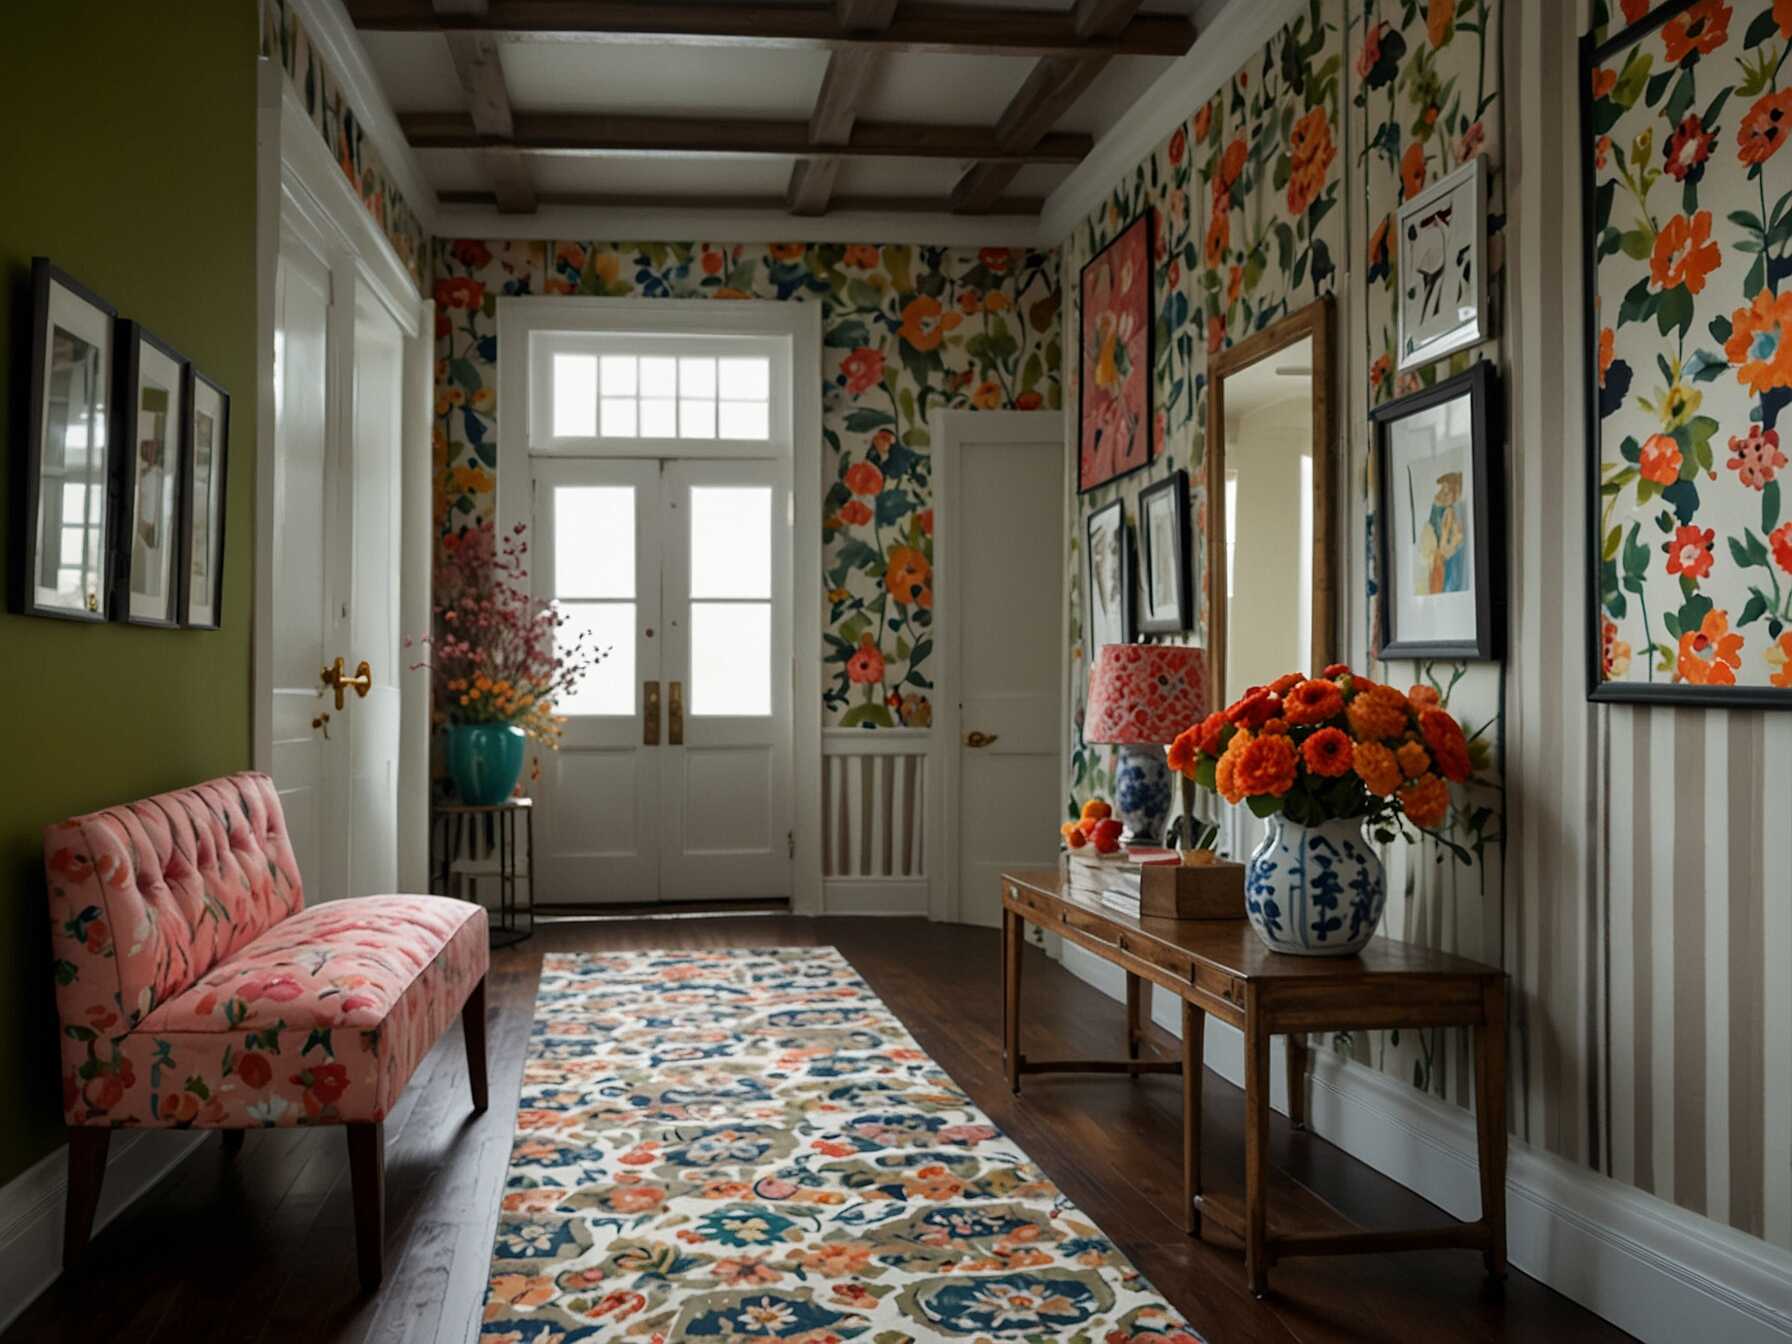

[260,0,428,289]
[1590,0,1792,695]
[433,239,1061,728]
[1065,0,1345,807]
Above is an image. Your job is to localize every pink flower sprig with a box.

[410,521,606,746]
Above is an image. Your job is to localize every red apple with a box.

[1091,818,1124,854]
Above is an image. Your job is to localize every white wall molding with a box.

[286,0,440,235]
[0,1133,205,1336]
[1058,945,1792,1344]
[1038,0,1305,244]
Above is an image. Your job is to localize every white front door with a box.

[941,414,1065,927]
[532,457,794,905]
[269,227,406,904]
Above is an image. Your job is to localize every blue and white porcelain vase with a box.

[1244,815,1386,956]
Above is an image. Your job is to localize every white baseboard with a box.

[0,1130,205,1336]
[822,879,930,916]
[1058,944,1792,1344]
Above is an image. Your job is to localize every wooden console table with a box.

[1000,868,1508,1297]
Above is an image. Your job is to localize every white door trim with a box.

[930,409,1065,925]
[255,57,429,886]
[496,296,824,916]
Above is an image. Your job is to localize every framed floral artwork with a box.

[1372,362,1503,661]
[14,259,116,622]
[1584,0,1792,706]
[112,322,187,628]
[1078,211,1154,492]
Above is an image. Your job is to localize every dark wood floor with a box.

[6,916,1634,1344]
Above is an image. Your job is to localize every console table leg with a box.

[1125,972,1144,1062]
[1002,907,1022,1095]
[1244,990,1271,1298]
[1475,979,1509,1282]
[1182,998,1205,1236]
[1286,1033,1310,1131]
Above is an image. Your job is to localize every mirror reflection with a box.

[35,326,109,611]
[1223,335,1314,693]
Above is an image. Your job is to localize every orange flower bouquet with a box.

[1167,664,1479,955]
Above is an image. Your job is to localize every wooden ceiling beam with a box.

[342,0,1196,59]
[436,189,1045,215]
[952,0,1165,214]
[435,0,537,212]
[787,0,899,218]
[402,111,1093,162]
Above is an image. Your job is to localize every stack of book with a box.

[1064,846,1181,919]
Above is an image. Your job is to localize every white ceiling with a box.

[352,0,1211,230]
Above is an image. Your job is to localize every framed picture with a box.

[1396,154,1489,372]
[1137,470,1191,634]
[1085,498,1134,653]
[1583,0,1792,707]
[1372,361,1502,660]
[179,370,229,629]
[13,259,117,621]
[113,322,188,628]
[1078,211,1154,492]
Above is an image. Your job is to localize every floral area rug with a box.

[482,948,1202,1343]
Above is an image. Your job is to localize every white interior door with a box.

[270,230,333,901]
[344,284,403,898]
[534,458,663,903]
[661,459,793,899]
[532,457,792,905]
[943,415,1065,927]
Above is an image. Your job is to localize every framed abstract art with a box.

[1085,498,1134,652]
[1372,362,1503,661]
[1078,211,1154,492]
[1396,155,1489,372]
[1583,0,1792,706]
[179,370,230,629]
[1137,470,1191,634]
[112,321,187,628]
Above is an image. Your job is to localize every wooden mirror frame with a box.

[1203,294,1335,710]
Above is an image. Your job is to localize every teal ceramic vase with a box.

[446,723,526,805]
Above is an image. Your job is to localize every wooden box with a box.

[1138,860,1246,920]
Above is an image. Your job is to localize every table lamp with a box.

[1083,643,1209,846]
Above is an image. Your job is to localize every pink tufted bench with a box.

[44,771,489,1290]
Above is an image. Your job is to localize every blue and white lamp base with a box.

[1112,742,1174,846]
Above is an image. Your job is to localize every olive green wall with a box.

[0,2,259,1186]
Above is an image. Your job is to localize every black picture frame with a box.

[1579,0,1791,709]
[1077,209,1156,494]
[1084,497,1134,652]
[12,258,118,622]
[1137,469,1191,634]
[178,368,230,630]
[1371,361,1504,661]
[112,320,189,629]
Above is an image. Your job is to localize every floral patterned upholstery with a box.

[46,772,488,1130]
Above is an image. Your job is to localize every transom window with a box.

[531,331,787,454]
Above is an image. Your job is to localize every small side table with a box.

[431,799,534,948]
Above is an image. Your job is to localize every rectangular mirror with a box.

[1204,296,1334,706]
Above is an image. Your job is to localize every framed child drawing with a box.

[1584,0,1792,706]
[1078,211,1154,492]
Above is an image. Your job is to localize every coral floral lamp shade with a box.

[1084,644,1209,745]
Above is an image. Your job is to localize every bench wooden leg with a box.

[347,1121,385,1292]
[63,1128,110,1268]
[220,1129,245,1158]
[463,975,489,1114]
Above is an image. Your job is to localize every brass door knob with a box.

[320,657,373,710]
[965,731,999,749]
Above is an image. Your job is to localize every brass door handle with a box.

[669,680,684,746]
[320,657,372,711]
[965,731,999,749]
[644,681,661,745]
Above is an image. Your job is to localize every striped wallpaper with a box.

[1063,0,1792,1257]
